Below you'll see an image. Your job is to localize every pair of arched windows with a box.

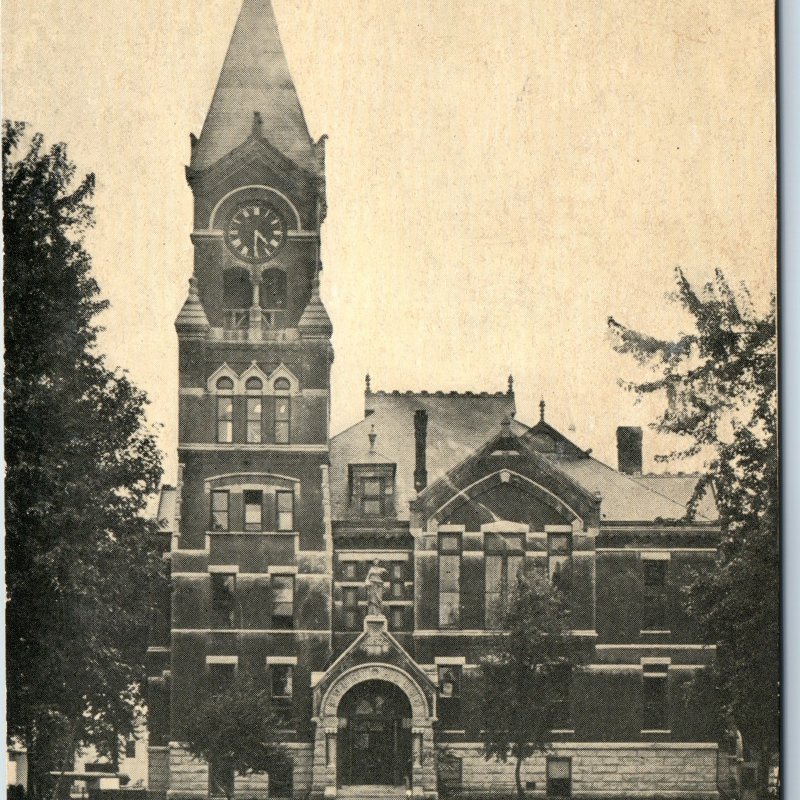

[215,376,291,444]
[222,268,287,310]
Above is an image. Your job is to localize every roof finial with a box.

[368,424,377,451]
[539,397,546,422]
[507,374,514,395]
[188,274,200,301]
[365,374,372,394]
[252,110,263,137]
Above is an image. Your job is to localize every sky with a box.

[2,0,776,483]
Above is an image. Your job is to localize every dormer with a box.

[347,426,397,519]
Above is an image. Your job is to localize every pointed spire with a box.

[540,397,546,422]
[507,374,514,395]
[191,0,320,174]
[298,273,333,339]
[365,374,372,394]
[175,276,210,337]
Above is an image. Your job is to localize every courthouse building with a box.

[147,1,723,797]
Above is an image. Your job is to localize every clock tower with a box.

[153,1,333,795]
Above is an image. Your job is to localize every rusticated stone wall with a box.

[438,742,719,798]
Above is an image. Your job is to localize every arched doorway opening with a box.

[337,680,412,788]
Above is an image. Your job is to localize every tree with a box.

[183,672,289,800]
[4,121,164,798]
[608,267,778,797]
[480,571,575,799]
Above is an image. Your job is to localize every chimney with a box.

[617,426,643,475]
[414,409,428,492]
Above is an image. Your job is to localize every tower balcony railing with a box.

[222,308,285,340]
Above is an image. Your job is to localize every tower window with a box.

[244,490,263,531]
[276,490,294,531]
[246,397,262,444]
[272,576,294,629]
[210,490,229,531]
[261,267,287,310]
[274,380,291,444]
[216,397,233,443]
[223,267,252,310]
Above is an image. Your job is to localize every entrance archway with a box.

[337,680,412,787]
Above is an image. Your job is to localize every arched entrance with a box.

[337,680,412,788]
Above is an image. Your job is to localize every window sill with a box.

[640,630,671,635]
[207,529,298,536]
[641,729,672,734]
[550,729,575,735]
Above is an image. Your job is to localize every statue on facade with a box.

[366,559,388,616]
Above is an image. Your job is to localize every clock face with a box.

[224,202,287,263]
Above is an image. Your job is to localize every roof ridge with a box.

[369,388,511,398]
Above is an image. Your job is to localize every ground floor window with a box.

[546,756,572,797]
[209,757,234,798]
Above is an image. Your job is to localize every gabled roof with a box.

[190,0,320,175]
[330,388,517,522]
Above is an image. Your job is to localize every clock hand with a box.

[254,229,269,259]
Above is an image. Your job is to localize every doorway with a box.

[337,680,412,787]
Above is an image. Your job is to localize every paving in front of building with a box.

[146,2,723,798]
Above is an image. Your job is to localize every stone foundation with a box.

[149,746,169,798]
[439,742,719,798]
[166,742,313,799]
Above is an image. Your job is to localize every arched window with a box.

[261,268,287,309]
[216,377,234,443]
[274,378,291,444]
[223,268,252,310]
[245,377,263,443]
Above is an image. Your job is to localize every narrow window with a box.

[261,267,287,310]
[551,665,572,730]
[276,490,294,532]
[244,490,263,531]
[390,562,404,599]
[437,665,462,699]
[343,587,359,630]
[271,665,293,699]
[548,532,572,592]
[125,739,136,759]
[216,376,234,444]
[391,607,404,631]
[210,490,229,532]
[485,533,525,628]
[439,534,461,629]
[437,665,462,729]
[245,377,263,444]
[211,573,236,629]
[209,758,234,799]
[343,562,357,580]
[546,757,572,797]
[274,378,291,444]
[643,559,668,631]
[642,664,669,730]
[272,576,294,629]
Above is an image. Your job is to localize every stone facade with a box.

[440,743,718,798]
